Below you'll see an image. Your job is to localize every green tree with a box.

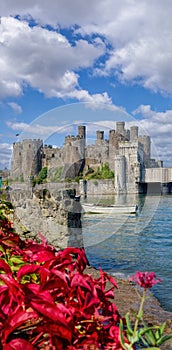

[35,167,48,184]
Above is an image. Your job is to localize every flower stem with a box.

[133,288,146,338]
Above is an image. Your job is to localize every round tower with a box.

[96,130,104,140]
[11,142,23,180]
[78,125,86,139]
[21,139,43,180]
[109,129,115,144]
[130,126,138,141]
[138,135,151,167]
[116,122,125,135]
[114,155,126,193]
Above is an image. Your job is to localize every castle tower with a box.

[21,139,43,180]
[11,139,43,181]
[78,125,86,160]
[78,125,86,139]
[130,126,138,141]
[11,142,23,180]
[116,122,125,135]
[109,129,116,144]
[138,135,151,167]
[114,155,126,193]
[96,130,104,140]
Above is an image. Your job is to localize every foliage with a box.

[0,201,171,349]
[86,163,114,180]
[51,167,64,182]
[19,174,24,182]
[34,167,48,185]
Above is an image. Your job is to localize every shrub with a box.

[35,167,48,184]
[86,163,114,180]
[0,201,171,349]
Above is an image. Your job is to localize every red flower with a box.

[129,271,162,289]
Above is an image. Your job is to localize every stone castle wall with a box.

[10,122,162,194]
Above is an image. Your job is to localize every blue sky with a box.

[1,0,172,169]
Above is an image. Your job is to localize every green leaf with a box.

[157,334,172,346]
[159,322,166,336]
[125,312,133,335]
[144,330,156,346]
[139,326,159,336]
[0,245,5,253]
[119,319,126,347]
[9,256,24,264]
[139,334,149,346]
[155,329,161,340]
[120,319,131,349]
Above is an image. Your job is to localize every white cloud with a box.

[6,120,69,138]
[0,16,106,100]
[59,90,113,106]
[0,143,13,169]
[0,0,114,27]
[8,102,22,114]
[0,1,172,98]
[1,1,172,167]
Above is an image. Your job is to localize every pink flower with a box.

[129,271,162,289]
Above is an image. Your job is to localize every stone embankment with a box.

[9,187,83,249]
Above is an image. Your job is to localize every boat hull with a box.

[82,203,138,214]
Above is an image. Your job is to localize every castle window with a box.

[29,144,31,148]
[19,152,21,156]
[52,154,55,158]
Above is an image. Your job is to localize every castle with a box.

[11,121,162,193]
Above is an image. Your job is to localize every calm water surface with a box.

[82,194,172,312]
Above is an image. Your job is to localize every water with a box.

[82,194,172,312]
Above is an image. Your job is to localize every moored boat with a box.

[82,203,138,214]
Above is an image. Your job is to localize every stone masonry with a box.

[10,188,83,249]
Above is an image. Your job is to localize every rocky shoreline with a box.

[85,266,172,350]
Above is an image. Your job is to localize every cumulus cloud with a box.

[0,1,172,98]
[0,0,114,27]
[1,1,172,166]
[0,16,105,100]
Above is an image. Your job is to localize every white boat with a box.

[82,203,138,214]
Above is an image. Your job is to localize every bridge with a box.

[143,168,172,194]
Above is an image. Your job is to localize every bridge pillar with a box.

[161,183,171,194]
